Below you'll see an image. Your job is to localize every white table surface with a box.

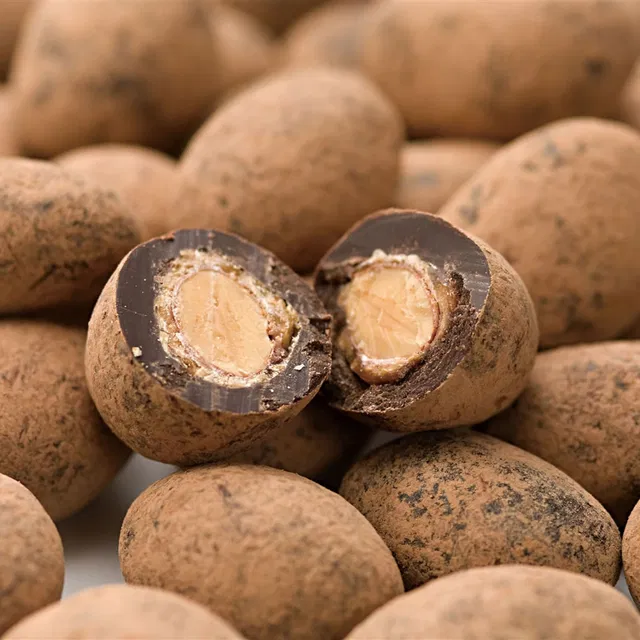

[58,455,175,597]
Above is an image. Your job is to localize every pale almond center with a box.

[154,249,298,387]
[338,262,439,384]
[175,270,273,377]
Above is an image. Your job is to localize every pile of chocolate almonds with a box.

[1,1,640,639]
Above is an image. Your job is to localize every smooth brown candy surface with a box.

[625,321,640,340]
[315,210,538,431]
[213,6,276,97]
[176,69,403,273]
[360,0,640,138]
[621,60,640,132]
[346,566,640,640]
[225,398,371,482]
[85,230,332,466]
[0,88,18,156]
[0,0,32,79]
[2,584,246,640]
[340,430,621,589]
[0,158,139,314]
[624,501,640,606]
[223,0,327,33]
[396,140,499,213]
[0,474,64,635]
[441,118,640,347]
[0,320,130,521]
[57,144,179,241]
[119,465,404,640]
[487,341,640,526]
[282,1,368,70]
[11,0,218,157]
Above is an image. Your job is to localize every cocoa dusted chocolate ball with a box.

[86,229,332,465]
[314,209,538,431]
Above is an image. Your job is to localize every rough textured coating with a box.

[176,69,403,272]
[396,140,499,213]
[340,430,621,589]
[120,465,404,640]
[0,0,32,79]
[624,501,640,606]
[85,230,332,466]
[11,0,218,157]
[282,1,367,70]
[0,474,64,635]
[225,399,371,482]
[441,118,640,347]
[214,6,276,97]
[0,88,18,156]
[360,0,640,138]
[0,158,139,313]
[486,342,640,527]
[316,211,539,431]
[346,566,640,640]
[0,321,130,521]
[2,584,245,639]
[223,0,327,33]
[57,144,179,241]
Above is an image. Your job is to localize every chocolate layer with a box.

[116,229,332,414]
[315,210,491,415]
